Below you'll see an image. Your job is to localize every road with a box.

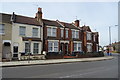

[2,53,119,78]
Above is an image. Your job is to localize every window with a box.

[66,29,68,38]
[76,31,79,39]
[47,27,56,37]
[0,24,5,34]
[61,29,64,37]
[52,28,56,37]
[94,35,96,42]
[87,32,91,40]
[32,28,38,37]
[87,44,92,52]
[54,42,58,52]
[74,43,82,51]
[48,41,58,52]
[78,43,82,51]
[72,30,75,38]
[47,27,51,36]
[19,26,26,36]
[33,43,39,54]
[96,44,99,52]
[74,43,77,51]
[48,42,52,51]
[72,30,79,39]
[25,43,30,53]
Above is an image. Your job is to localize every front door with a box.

[13,43,19,59]
[60,43,64,54]
[2,43,11,59]
[65,43,68,55]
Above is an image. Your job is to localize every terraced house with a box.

[0,10,43,61]
[0,7,99,60]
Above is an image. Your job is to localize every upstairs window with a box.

[47,27,56,37]
[87,32,91,40]
[32,28,38,37]
[0,24,5,34]
[72,30,79,39]
[61,29,64,37]
[19,26,26,36]
[66,29,68,38]
[76,31,79,39]
[72,30,75,38]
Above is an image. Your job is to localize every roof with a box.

[59,21,80,30]
[0,13,12,23]
[15,15,41,26]
[43,19,62,27]
[0,13,41,26]
[82,26,92,32]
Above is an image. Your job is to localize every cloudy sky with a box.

[0,1,118,46]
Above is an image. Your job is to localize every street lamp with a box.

[108,25,118,55]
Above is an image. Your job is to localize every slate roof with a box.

[0,13,41,26]
[43,19,62,27]
[59,21,80,30]
[0,13,12,23]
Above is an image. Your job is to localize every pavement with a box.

[1,56,114,67]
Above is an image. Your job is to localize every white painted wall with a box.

[11,23,42,56]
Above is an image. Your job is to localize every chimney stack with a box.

[74,20,80,27]
[35,7,42,22]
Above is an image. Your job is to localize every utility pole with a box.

[109,26,111,54]
[109,26,111,46]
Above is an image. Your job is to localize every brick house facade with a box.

[0,7,99,60]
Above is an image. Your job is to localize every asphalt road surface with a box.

[2,54,119,78]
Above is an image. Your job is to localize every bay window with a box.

[74,42,82,51]
[48,41,58,52]
[87,44,92,52]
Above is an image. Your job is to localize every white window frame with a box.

[48,41,58,52]
[0,24,5,34]
[32,28,38,37]
[25,42,30,54]
[33,43,39,54]
[74,42,82,51]
[47,27,57,37]
[65,29,68,38]
[72,29,79,39]
[61,28,64,38]
[19,26,26,36]
[87,43,92,52]
[87,32,92,40]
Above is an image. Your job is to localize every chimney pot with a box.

[74,20,80,27]
[38,7,42,12]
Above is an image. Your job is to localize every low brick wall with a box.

[20,54,45,60]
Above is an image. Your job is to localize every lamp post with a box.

[108,25,118,55]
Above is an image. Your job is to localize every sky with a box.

[0,2,118,46]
